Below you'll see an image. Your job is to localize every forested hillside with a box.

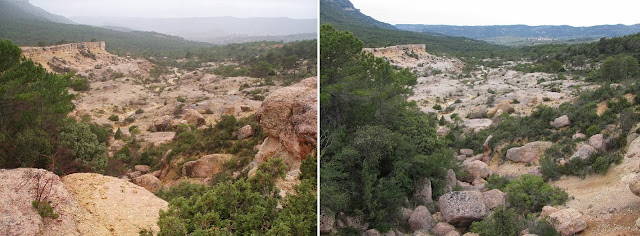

[0,0,208,58]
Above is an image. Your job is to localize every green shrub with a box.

[486,174,511,191]
[108,114,119,121]
[470,206,521,236]
[135,109,144,114]
[176,96,186,103]
[69,78,90,91]
[158,158,291,235]
[540,156,562,181]
[32,200,58,219]
[585,125,601,137]
[59,122,108,171]
[155,181,209,202]
[504,175,568,214]
[433,104,442,110]
[114,128,123,140]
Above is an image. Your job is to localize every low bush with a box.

[504,175,568,214]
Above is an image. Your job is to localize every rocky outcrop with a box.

[134,165,151,174]
[408,205,436,232]
[505,141,553,164]
[553,115,571,128]
[254,77,317,171]
[336,212,368,231]
[487,100,514,118]
[460,149,474,157]
[0,168,111,236]
[182,154,234,178]
[438,191,487,226]
[62,173,168,235]
[0,168,167,236]
[570,144,597,161]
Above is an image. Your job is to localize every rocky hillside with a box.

[0,168,167,235]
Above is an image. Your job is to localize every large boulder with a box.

[0,168,111,236]
[433,222,457,236]
[553,115,571,129]
[629,175,640,197]
[408,205,436,232]
[62,173,168,235]
[183,109,205,126]
[153,115,174,131]
[237,125,254,139]
[413,178,433,206]
[132,174,161,193]
[254,77,317,171]
[444,169,457,193]
[469,105,488,119]
[570,144,597,161]
[438,191,487,226]
[462,160,491,181]
[505,141,553,164]
[182,154,234,178]
[588,134,606,152]
[487,100,515,118]
[460,149,474,157]
[482,189,507,212]
[546,208,587,236]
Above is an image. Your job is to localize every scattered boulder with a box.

[401,207,413,222]
[408,205,436,232]
[444,169,457,193]
[445,232,461,236]
[462,160,491,181]
[437,126,451,136]
[413,230,430,236]
[132,174,161,193]
[126,170,143,179]
[153,115,174,131]
[183,109,205,126]
[413,178,433,206]
[460,149,474,157]
[570,144,597,161]
[439,191,487,226]
[433,222,457,236]
[336,212,368,231]
[240,105,252,112]
[364,229,382,236]
[469,105,488,119]
[482,189,507,212]
[572,133,586,140]
[629,175,640,197]
[505,141,553,164]
[237,125,254,139]
[553,115,571,128]
[134,165,151,174]
[487,100,514,118]
[182,154,234,178]
[546,208,587,236]
[320,209,335,234]
[588,134,606,152]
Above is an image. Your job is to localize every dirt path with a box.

[550,136,640,235]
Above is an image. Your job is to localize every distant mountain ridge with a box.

[1,0,75,24]
[396,24,640,40]
[320,0,504,54]
[71,16,317,44]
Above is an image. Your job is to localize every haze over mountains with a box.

[71,16,317,44]
[322,0,640,47]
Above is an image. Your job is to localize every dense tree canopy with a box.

[320,24,455,230]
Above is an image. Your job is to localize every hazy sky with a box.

[350,0,640,26]
[30,0,318,19]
